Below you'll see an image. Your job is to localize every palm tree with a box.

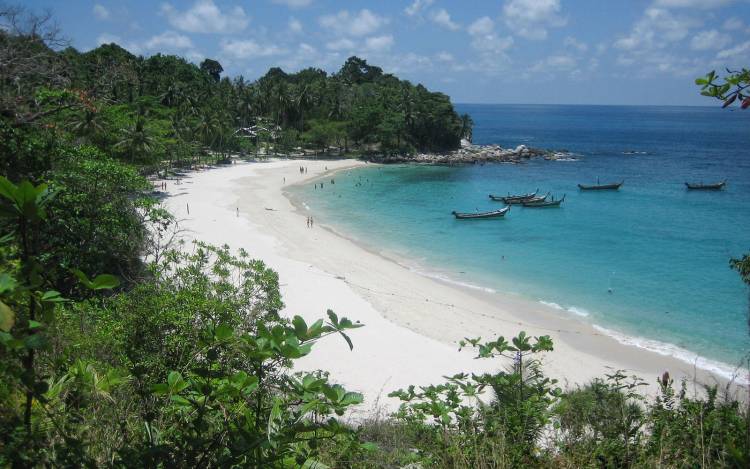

[459,113,474,142]
[115,117,154,162]
[68,109,105,143]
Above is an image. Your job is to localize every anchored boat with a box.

[522,194,565,207]
[452,206,510,219]
[489,189,538,204]
[685,180,726,190]
[578,180,623,190]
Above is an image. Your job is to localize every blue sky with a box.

[22,0,750,105]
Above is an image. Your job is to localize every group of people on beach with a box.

[299,166,307,174]
[306,216,314,228]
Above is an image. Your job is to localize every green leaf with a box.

[28,320,43,330]
[268,398,282,440]
[170,395,192,407]
[338,330,354,351]
[167,371,182,388]
[215,324,233,341]
[151,383,169,395]
[0,273,17,295]
[0,300,14,332]
[292,316,308,339]
[41,290,67,303]
[89,274,120,290]
[301,459,330,469]
[71,269,120,291]
[327,309,339,326]
[0,177,18,204]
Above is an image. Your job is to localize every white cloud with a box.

[468,16,494,36]
[319,9,386,37]
[364,35,394,52]
[404,0,434,17]
[272,0,313,7]
[654,0,734,8]
[93,4,110,20]
[436,51,454,62]
[430,9,460,31]
[723,18,744,30]
[690,29,731,50]
[614,7,697,51]
[288,17,303,34]
[161,0,249,34]
[326,38,356,51]
[717,40,750,59]
[220,39,286,59]
[467,16,513,55]
[530,54,577,73]
[564,36,588,52]
[145,30,194,50]
[298,43,316,55]
[503,0,566,40]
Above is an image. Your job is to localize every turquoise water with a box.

[292,104,750,378]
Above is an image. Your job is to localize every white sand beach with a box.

[161,159,745,412]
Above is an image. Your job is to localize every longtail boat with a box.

[685,180,726,190]
[522,194,565,207]
[489,189,538,203]
[522,192,549,204]
[503,192,549,205]
[452,206,510,219]
[578,180,623,190]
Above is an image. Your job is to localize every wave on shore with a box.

[592,325,749,385]
[361,250,747,386]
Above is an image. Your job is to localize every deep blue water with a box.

[292,104,750,378]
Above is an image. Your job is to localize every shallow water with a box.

[291,104,750,378]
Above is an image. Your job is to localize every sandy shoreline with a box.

[162,159,746,411]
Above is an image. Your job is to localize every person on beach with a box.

[283,177,285,183]
[310,216,313,228]
[306,216,310,228]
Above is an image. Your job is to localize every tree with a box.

[115,115,155,162]
[460,113,474,142]
[200,58,223,83]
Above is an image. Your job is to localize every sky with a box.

[20,0,750,105]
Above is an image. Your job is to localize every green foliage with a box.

[389,332,559,467]
[554,371,647,466]
[41,146,151,294]
[0,176,119,466]
[696,68,750,109]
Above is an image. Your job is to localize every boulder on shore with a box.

[367,143,549,164]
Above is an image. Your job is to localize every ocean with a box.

[292,104,750,380]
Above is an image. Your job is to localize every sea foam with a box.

[593,325,749,386]
[538,301,590,317]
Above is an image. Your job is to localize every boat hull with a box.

[522,195,565,207]
[578,182,623,190]
[452,206,510,219]
[685,181,726,190]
